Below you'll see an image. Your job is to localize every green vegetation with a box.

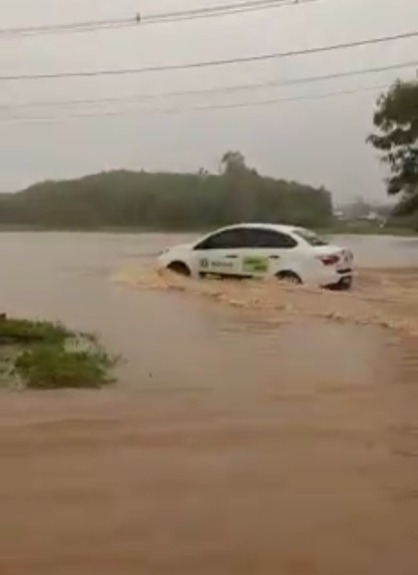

[0,318,70,345]
[0,317,117,390]
[14,345,116,390]
[368,78,418,220]
[0,151,333,230]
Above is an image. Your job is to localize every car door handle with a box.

[226,254,238,259]
[269,255,280,259]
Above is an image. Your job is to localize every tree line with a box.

[0,152,333,230]
[0,75,416,232]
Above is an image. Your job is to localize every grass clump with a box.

[0,318,70,345]
[14,345,117,390]
[0,316,118,391]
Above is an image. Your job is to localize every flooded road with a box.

[0,231,417,389]
[0,232,418,574]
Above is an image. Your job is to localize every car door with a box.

[193,228,247,278]
[238,228,298,277]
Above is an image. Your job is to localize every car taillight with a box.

[317,254,340,266]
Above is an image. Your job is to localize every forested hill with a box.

[0,153,333,230]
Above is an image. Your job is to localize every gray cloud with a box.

[0,0,417,203]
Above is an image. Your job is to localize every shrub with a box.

[14,345,117,390]
[0,319,70,345]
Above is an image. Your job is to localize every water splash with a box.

[114,266,418,337]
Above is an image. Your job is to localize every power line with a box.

[0,84,400,123]
[0,0,312,38]
[0,59,416,111]
[140,0,307,21]
[137,0,317,24]
[1,29,417,82]
[0,83,395,124]
[0,18,136,37]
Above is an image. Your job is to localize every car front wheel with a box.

[166,261,191,277]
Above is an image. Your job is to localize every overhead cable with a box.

[0,59,416,111]
[0,0,314,38]
[0,83,399,124]
[0,29,417,82]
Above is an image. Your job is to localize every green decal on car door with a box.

[242,256,269,274]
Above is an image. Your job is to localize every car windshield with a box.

[293,228,328,247]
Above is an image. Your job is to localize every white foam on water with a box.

[114,265,418,337]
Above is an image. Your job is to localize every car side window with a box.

[194,229,247,250]
[244,229,297,249]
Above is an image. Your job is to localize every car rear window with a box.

[293,228,328,247]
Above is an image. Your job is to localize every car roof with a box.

[210,223,300,234]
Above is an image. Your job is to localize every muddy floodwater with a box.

[0,232,418,574]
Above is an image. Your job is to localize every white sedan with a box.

[157,223,353,289]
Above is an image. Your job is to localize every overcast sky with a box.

[0,0,417,203]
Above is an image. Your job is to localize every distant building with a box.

[333,209,344,220]
[357,211,385,223]
[334,203,387,224]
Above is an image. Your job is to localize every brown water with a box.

[0,232,418,574]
